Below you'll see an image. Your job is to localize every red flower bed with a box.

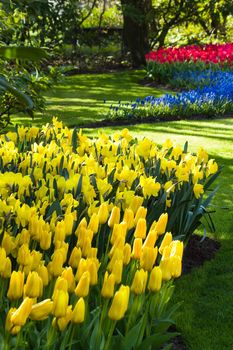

[146,43,233,65]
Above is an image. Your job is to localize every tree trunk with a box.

[121,0,152,68]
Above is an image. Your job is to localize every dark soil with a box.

[182,234,221,274]
[171,334,187,350]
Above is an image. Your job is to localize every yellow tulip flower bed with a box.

[0,118,219,349]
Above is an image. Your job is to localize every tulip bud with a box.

[52,277,68,299]
[17,244,32,266]
[169,241,184,260]
[132,238,142,260]
[143,230,157,248]
[72,298,85,323]
[56,305,73,331]
[108,206,120,228]
[108,285,130,321]
[75,217,87,237]
[76,258,87,281]
[5,308,17,333]
[61,267,76,292]
[11,297,33,326]
[68,246,81,269]
[31,250,43,270]
[159,232,172,255]
[148,266,162,292]
[87,260,98,285]
[64,212,75,235]
[134,218,147,239]
[155,213,168,235]
[1,257,12,278]
[111,259,123,284]
[7,271,24,300]
[36,264,49,286]
[40,230,52,250]
[54,221,66,243]
[52,290,69,317]
[123,208,134,230]
[75,271,90,297]
[131,269,148,295]
[98,203,109,224]
[170,255,182,278]
[130,196,144,215]
[123,243,131,265]
[0,248,7,273]
[140,246,158,271]
[30,299,53,321]
[24,271,43,298]
[88,213,99,234]
[101,272,115,298]
[159,259,172,281]
[48,250,64,277]
[2,233,14,255]
[134,206,147,226]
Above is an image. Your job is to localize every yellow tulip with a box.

[170,255,182,278]
[148,266,162,292]
[134,206,147,226]
[88,213,99,234]
[154,213,168,235]
[159,259,172,281]
[30,299,53,321]
[98,202,109,224]
[61,267,76,293]
[36,264,49,286]
[132,238,142,260]
[56,305,73,331]
[7,271,24,300]
[101,272,115,298]
[134,218,147,239]
[11,297,33,326]
[40,230,52,250]
[5,308,18,333]
[108,285,130,321]
[131,269,148,295]
[143,230,157,248]
[140,246,158,271]
[108,206,120,228]
[68,246,82,269]
[24,271,43,298]
[1,257,12,278]
[169,240,184,260]
[17,244,32,266]
[52,277,68,300]
[72,298,85,323]
[111,259,123,284]
[130,196,144,215]
[123,208,135,230]
[48,250,64,277]
[87,260,98,286]
[52,290,69,318]
[159,232,173,255]
[75,271,90,297]
[123,243,131,265]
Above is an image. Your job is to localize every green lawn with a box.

[12,70,170,127]
[12,71,233,349]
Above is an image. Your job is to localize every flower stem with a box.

[104,320,116,350]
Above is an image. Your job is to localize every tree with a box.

[121,0,152,68]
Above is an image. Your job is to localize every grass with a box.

[12,70,233,349]
[12,70,171,127]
